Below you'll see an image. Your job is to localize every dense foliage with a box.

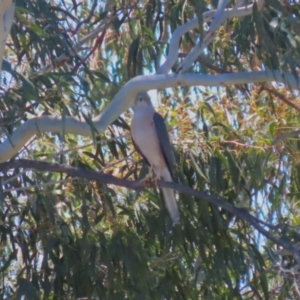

[1,0,300,299]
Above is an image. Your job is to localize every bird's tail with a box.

[158,168,180,225]
[162,187,180,225]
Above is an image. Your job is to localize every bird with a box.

[130,91,180,225]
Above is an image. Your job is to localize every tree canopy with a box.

[1,0,300,299]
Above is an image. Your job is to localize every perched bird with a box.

[130,92,180,224]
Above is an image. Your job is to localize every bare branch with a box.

[271,130,300,146]
[176,0,264,73]
[157,0,262,74]
[262,85,300,113]
[0,0,272,165]
[177,0,230,73]
[1,158,299,264]
[0,70,299,162]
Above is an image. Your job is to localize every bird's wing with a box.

[152,112,175,177]
[131,134,150,166]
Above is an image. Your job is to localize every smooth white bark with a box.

[0,70,298,162]
[0,0,293,163]
[157,0,262,74]
[178,0,230,73]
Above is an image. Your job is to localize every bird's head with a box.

[133,92,153,108]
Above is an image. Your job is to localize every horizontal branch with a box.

[0,70,299,162]
[1,158,299,264]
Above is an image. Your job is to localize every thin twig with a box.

[73,0,98,35]
[71,27,107,73]
[262,85,300,113]
[3,178,75,192]
[222,140,267,150]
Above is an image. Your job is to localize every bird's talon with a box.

[140,177,152,187]
[140,166,155,186]
[152,176,159,187]
[140,168,160,188]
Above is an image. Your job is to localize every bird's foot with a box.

[140,166,159,187]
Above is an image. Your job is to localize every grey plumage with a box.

[131,92,180,224]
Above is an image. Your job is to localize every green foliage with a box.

[2,0,300,299]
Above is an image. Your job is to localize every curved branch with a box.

[0,0,269,163]
[0,70,299,162]
[178,0,230,73]
[29,0,263,77]
[158,0,263,74]
[262,85,300,112]
[271,130,300,146]
[1,158,299,264]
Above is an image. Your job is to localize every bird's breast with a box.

[131,109,166,168]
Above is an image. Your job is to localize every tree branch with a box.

[0,0,271,165]
[157,0,263,74]
[177,0,263,73]
[26,0,264,77]
[262,85,300,113]
[177,0,230,73]
[1,158,299,264]
[0,70,299,162]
